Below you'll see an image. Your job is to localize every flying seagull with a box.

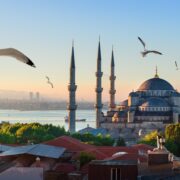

[0,48,36,67]
[175,61,179,70]
[141,50,162,57]
[138,37,163,57]
[138,37,146,50]
[46,76,54,88]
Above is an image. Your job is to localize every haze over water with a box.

[0,109,96,131]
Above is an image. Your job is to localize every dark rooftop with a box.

[138,77,174,91]
[89,159,137,166]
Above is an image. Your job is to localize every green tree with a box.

[77,152,96,167]
[138,130,158,147]
[116,137,126,146]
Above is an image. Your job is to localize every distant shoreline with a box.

[0,99,108,111]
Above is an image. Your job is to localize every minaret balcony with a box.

[95,87,103,93]
[109,90,116,94]
[95,72,103,77]
[68,85,77,91]
[109,76,116,80]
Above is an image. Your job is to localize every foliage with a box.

[142,130,158,141]
[71,133,115,146]
[138,130,158,147]
[165,139,179,156]
[138,139,156,147]
[0,122,116,146]
[116,137,126,146]
[165,124,180,143]
[0,122,67,144]
[165,123,180,156]
[138,124,180,157]
[77,152,95,167]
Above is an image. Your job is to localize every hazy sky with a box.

[0,0,179,102]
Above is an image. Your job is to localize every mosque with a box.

[67,41,180,136]
[102,69,180,131]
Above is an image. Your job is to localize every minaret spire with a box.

[154,65,159,78]
[109,47,116,110]
[68,42,77,133]
[95,39,103,128]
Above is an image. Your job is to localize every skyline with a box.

[0,0,179,101]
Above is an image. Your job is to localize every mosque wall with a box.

[100,121,167,130]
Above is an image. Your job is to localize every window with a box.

[111,168,121,180]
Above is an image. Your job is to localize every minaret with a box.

[95,39,103,128]
[109,47,116,110]
[67,42,77,133]
[154,65,159,78]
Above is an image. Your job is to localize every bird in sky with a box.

[46,76,54,88]
[138,37,163,57]
[175,61,179,70]
[0,48,36,67]
[138,129,143,136]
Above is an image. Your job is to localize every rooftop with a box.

[44,135,94,152]
[0,144,66,159]
[89,159,137,166]
[138,77,175,91]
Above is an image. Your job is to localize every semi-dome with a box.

[140,97,169,107]
[138,77,174,91]
[119,99,128,106]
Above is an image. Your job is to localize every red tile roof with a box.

[53,163,76,173]
[44,136,154,162]
[106,153,147,163]
[95,146,137,157]
[73,148,108,160]
[132,144,154,152]
[44,136,94,152]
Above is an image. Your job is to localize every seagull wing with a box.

[47,81,54,88]
[138,37,146,49]
[46,76,50,81]
[175,61,178,70]
[175,61,177,67]
[0,48,36,67]
[147,50,163,55]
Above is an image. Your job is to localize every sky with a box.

[0,0,179,102]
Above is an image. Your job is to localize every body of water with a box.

[0,109,97,131]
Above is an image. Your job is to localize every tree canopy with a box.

[0,122,67,144]
[0,122,126,147]
[138,123,180,156]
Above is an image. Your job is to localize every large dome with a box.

[138,77,174,91]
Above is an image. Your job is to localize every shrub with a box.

[77,152,96,167]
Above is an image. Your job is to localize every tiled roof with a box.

[106,153,147,163]
[73,148,108,160]
[131,144,154,152]
[53,163,76,173]
[44,136,154,163]
[44,136,94,152]
[95,146,137,157]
